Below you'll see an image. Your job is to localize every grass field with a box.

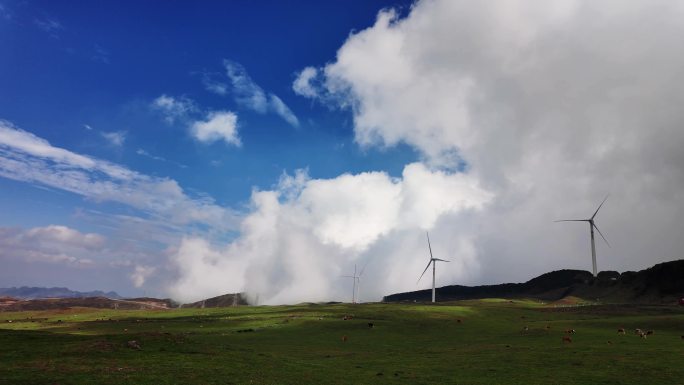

[1,300,683,384]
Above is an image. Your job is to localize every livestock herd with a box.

[337,314,679,345]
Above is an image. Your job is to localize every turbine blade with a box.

[554,219,589,223]
[359,259,371,278]
[591,195,609,220]
[417,260,432,283]
[426,232,434,260]
[593,223,611,247]
[433,258,450,262]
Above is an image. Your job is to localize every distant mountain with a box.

[182,293,247,308]
[383,259,684,304]
[0,297,173,311]
[0,287,122,300]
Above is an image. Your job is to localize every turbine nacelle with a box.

[417,232,450,303]
[555,195,611,276]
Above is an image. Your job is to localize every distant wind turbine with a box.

[555,195,611,277]
[418,232,450,303]
[342,263,368,304]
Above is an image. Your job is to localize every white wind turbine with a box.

[342,263,368,304]
[555,195,611,277]
[418,232,450,303]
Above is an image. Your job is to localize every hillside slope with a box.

[383,259,684,303]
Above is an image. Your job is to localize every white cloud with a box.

[101,131,126,146]
[221,60,300,127]
[0,119,239,231]
[168,163,491,303]
[0,224,167,293]
[130,265,155,288]
[151,94,198,124]
[26,225,105,249]
[292,67,320,98]
[191,111,241,146]
[290,0,684,286]
[0,225,104,266]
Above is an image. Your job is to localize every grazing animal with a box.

[607,340,613,345]
[635,328,642,335]
[646,330,654,336]
[456,319,462,324]
[368,322,374,328]
[342,335,348,342]
[127,340,141,350]
[562,336,572,343]
[617,328,625,335]
[522,326,529,333]
[639,332,647,339]
[565,329,576,334]
[545,325,551,330]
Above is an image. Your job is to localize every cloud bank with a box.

[168,163,491,303]
[288,0,684,283]
[170,0,684,303]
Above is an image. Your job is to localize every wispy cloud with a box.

[34,17,62,35]
[0,4,12,21]
[0,119,240,231]
[269,94,299,128]
[136,148,188,168]
[201,72,228,96]
[150,94,198,124]
[92,44,111,64]
[207,60,300,127]
[100,131,126,146]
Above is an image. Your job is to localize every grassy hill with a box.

[384,259,684,303]
[1,301,683,384]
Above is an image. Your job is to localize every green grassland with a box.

[1,300,683,384]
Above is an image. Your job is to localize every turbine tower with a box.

[342,264,362,304]
[418,232,450,303]
[555,195,611,277]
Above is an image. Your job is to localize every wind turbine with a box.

[418,232,450,303]
[343,262,368,303]
[555,195,611,277]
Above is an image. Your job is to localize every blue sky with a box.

[1,0,683,303]
[1,0,416,209]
